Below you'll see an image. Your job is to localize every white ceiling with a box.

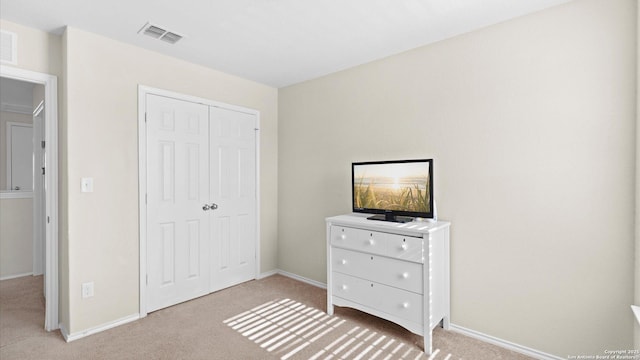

[0,0,572,88]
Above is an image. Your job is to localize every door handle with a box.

[202,204,211,211]
[210,203,218,210]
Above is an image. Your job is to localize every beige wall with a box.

[63,27,278,334]
[0,198,33,278]
[279,0,636,356]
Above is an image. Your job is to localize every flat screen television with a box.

[352,159,433,223]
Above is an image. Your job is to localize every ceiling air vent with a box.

[138,22,183,44]
[160,32,182,44]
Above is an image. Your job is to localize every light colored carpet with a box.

[0,274,533,359]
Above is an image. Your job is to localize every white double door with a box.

[146,94,257,312]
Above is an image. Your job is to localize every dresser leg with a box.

[327,303,334,315]
[442,315,450,330]
[424,331,433,355]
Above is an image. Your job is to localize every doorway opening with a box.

[0,66,59,331]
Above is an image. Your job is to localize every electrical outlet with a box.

[81,177,94,192]
[82,282,94,298]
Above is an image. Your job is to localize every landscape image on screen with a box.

[354,162,431,213]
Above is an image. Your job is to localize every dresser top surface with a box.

[326,213,450,235]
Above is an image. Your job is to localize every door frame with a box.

[0,65,59,331]
[33,101,45,276]
[137,85,261,317]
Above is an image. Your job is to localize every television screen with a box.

[352,159,433,222]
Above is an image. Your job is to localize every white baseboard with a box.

[58,323,69,341]
[276,269,327,289]
[60,313,139,342]
[449,324,563,360]
[0,272,34,281]
[258,269,279,279]
[632,305,640,325]
[260,269,327,289]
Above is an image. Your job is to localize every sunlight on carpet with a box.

[224,299,457,360]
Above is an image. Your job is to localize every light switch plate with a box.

[81,177,93,192]
[81,282,94,298]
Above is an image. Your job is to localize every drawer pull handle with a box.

[340,234,346,240]
[402,302,409,309]
[401,272,409,279]
[401,243,408,250]
[368,239,375,245]
[341,285,348,290]
[341,259,347,265]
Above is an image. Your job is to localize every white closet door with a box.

[146,94,211,312]
[210,106,257,291]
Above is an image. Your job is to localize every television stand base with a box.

[366,214,414,223]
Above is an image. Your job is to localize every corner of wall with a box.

[58,26,70,333]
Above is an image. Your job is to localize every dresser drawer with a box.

[330,226,386,254]
[332,272,423,323]
[331,226,423,263]
[331,248,423,294]
[384,234,423,262]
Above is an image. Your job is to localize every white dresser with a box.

[326,213,450,354]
